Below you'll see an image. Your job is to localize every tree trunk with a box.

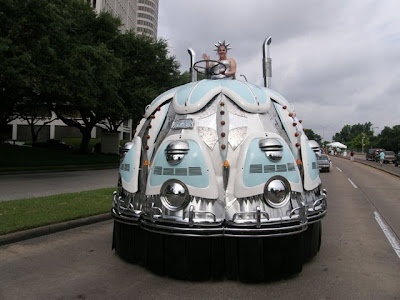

[79,128,93,153]
[29,123,38,144]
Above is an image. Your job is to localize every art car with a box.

[111,37,327,282]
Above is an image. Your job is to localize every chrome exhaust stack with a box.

[188,48,197,82]
[262,36,272,88]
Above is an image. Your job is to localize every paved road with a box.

[0,169,119,202]
[0,156,399,299]
[330,156,400,240]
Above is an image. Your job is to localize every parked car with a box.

[383,151,396,164]
[33,139,72,150]
[317,154,332,172]
[366,148,385,161]
[395,152,400,167]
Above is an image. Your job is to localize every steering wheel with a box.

[193,60,227,76]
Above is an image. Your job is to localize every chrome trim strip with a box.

[136,215,306,238]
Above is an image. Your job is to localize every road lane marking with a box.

[374,211,400,260]
[336,167,342,172]
[348,178,358,189]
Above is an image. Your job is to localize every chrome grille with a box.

[250,164,263,173]
[175,168,188,176]
[189,167,202,176]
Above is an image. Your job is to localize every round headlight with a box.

[160,179,189,211]
[165,140,189,165]
[263,176,291,208]
[259,138,283,162]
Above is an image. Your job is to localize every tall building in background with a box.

[86,0,159,38]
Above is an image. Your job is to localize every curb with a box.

[0,213,112,247]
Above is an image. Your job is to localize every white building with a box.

[87,0,159,38]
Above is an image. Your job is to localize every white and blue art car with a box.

[111,37,327,282]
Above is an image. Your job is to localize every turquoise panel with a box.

[149,86,179,106]
[243,139,300,187]
[150,140,209,188]
[266,88,288,103]
[120,144,137,183]
[306,143,319,181]
[175,82,198,106]
[189,80,221,104]
[221,80,255,104]
[249,83,269,104]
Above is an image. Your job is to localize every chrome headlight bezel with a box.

[259,138,283,162]
[160,179,190,211]
[165,140,189,165]
[263,176,291,208]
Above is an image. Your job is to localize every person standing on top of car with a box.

[379,150,385,166]
[202,40,237,79]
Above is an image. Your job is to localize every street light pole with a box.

[321,125,329,146]
[361,133,365,154]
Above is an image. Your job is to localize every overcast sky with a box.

[157,0,399,142]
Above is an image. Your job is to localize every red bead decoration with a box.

[221,144,226,150]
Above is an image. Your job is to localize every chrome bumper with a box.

[112,207,307,238]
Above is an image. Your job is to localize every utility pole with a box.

[361,133,365,154]
[321,125,329,146]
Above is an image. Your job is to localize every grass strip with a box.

[0,187,115,235]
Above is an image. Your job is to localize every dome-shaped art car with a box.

[111,37,327,282]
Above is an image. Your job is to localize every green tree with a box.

[348,133,368,152]
[108,33,182,125]
[304,129,322,144]
[0,0,63,142]
[38,1,124,152]
[0,0,31,141]
[333,122,373,144]
[15,97,56,144]
[373,125,400,153]
[1,0,185,152]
